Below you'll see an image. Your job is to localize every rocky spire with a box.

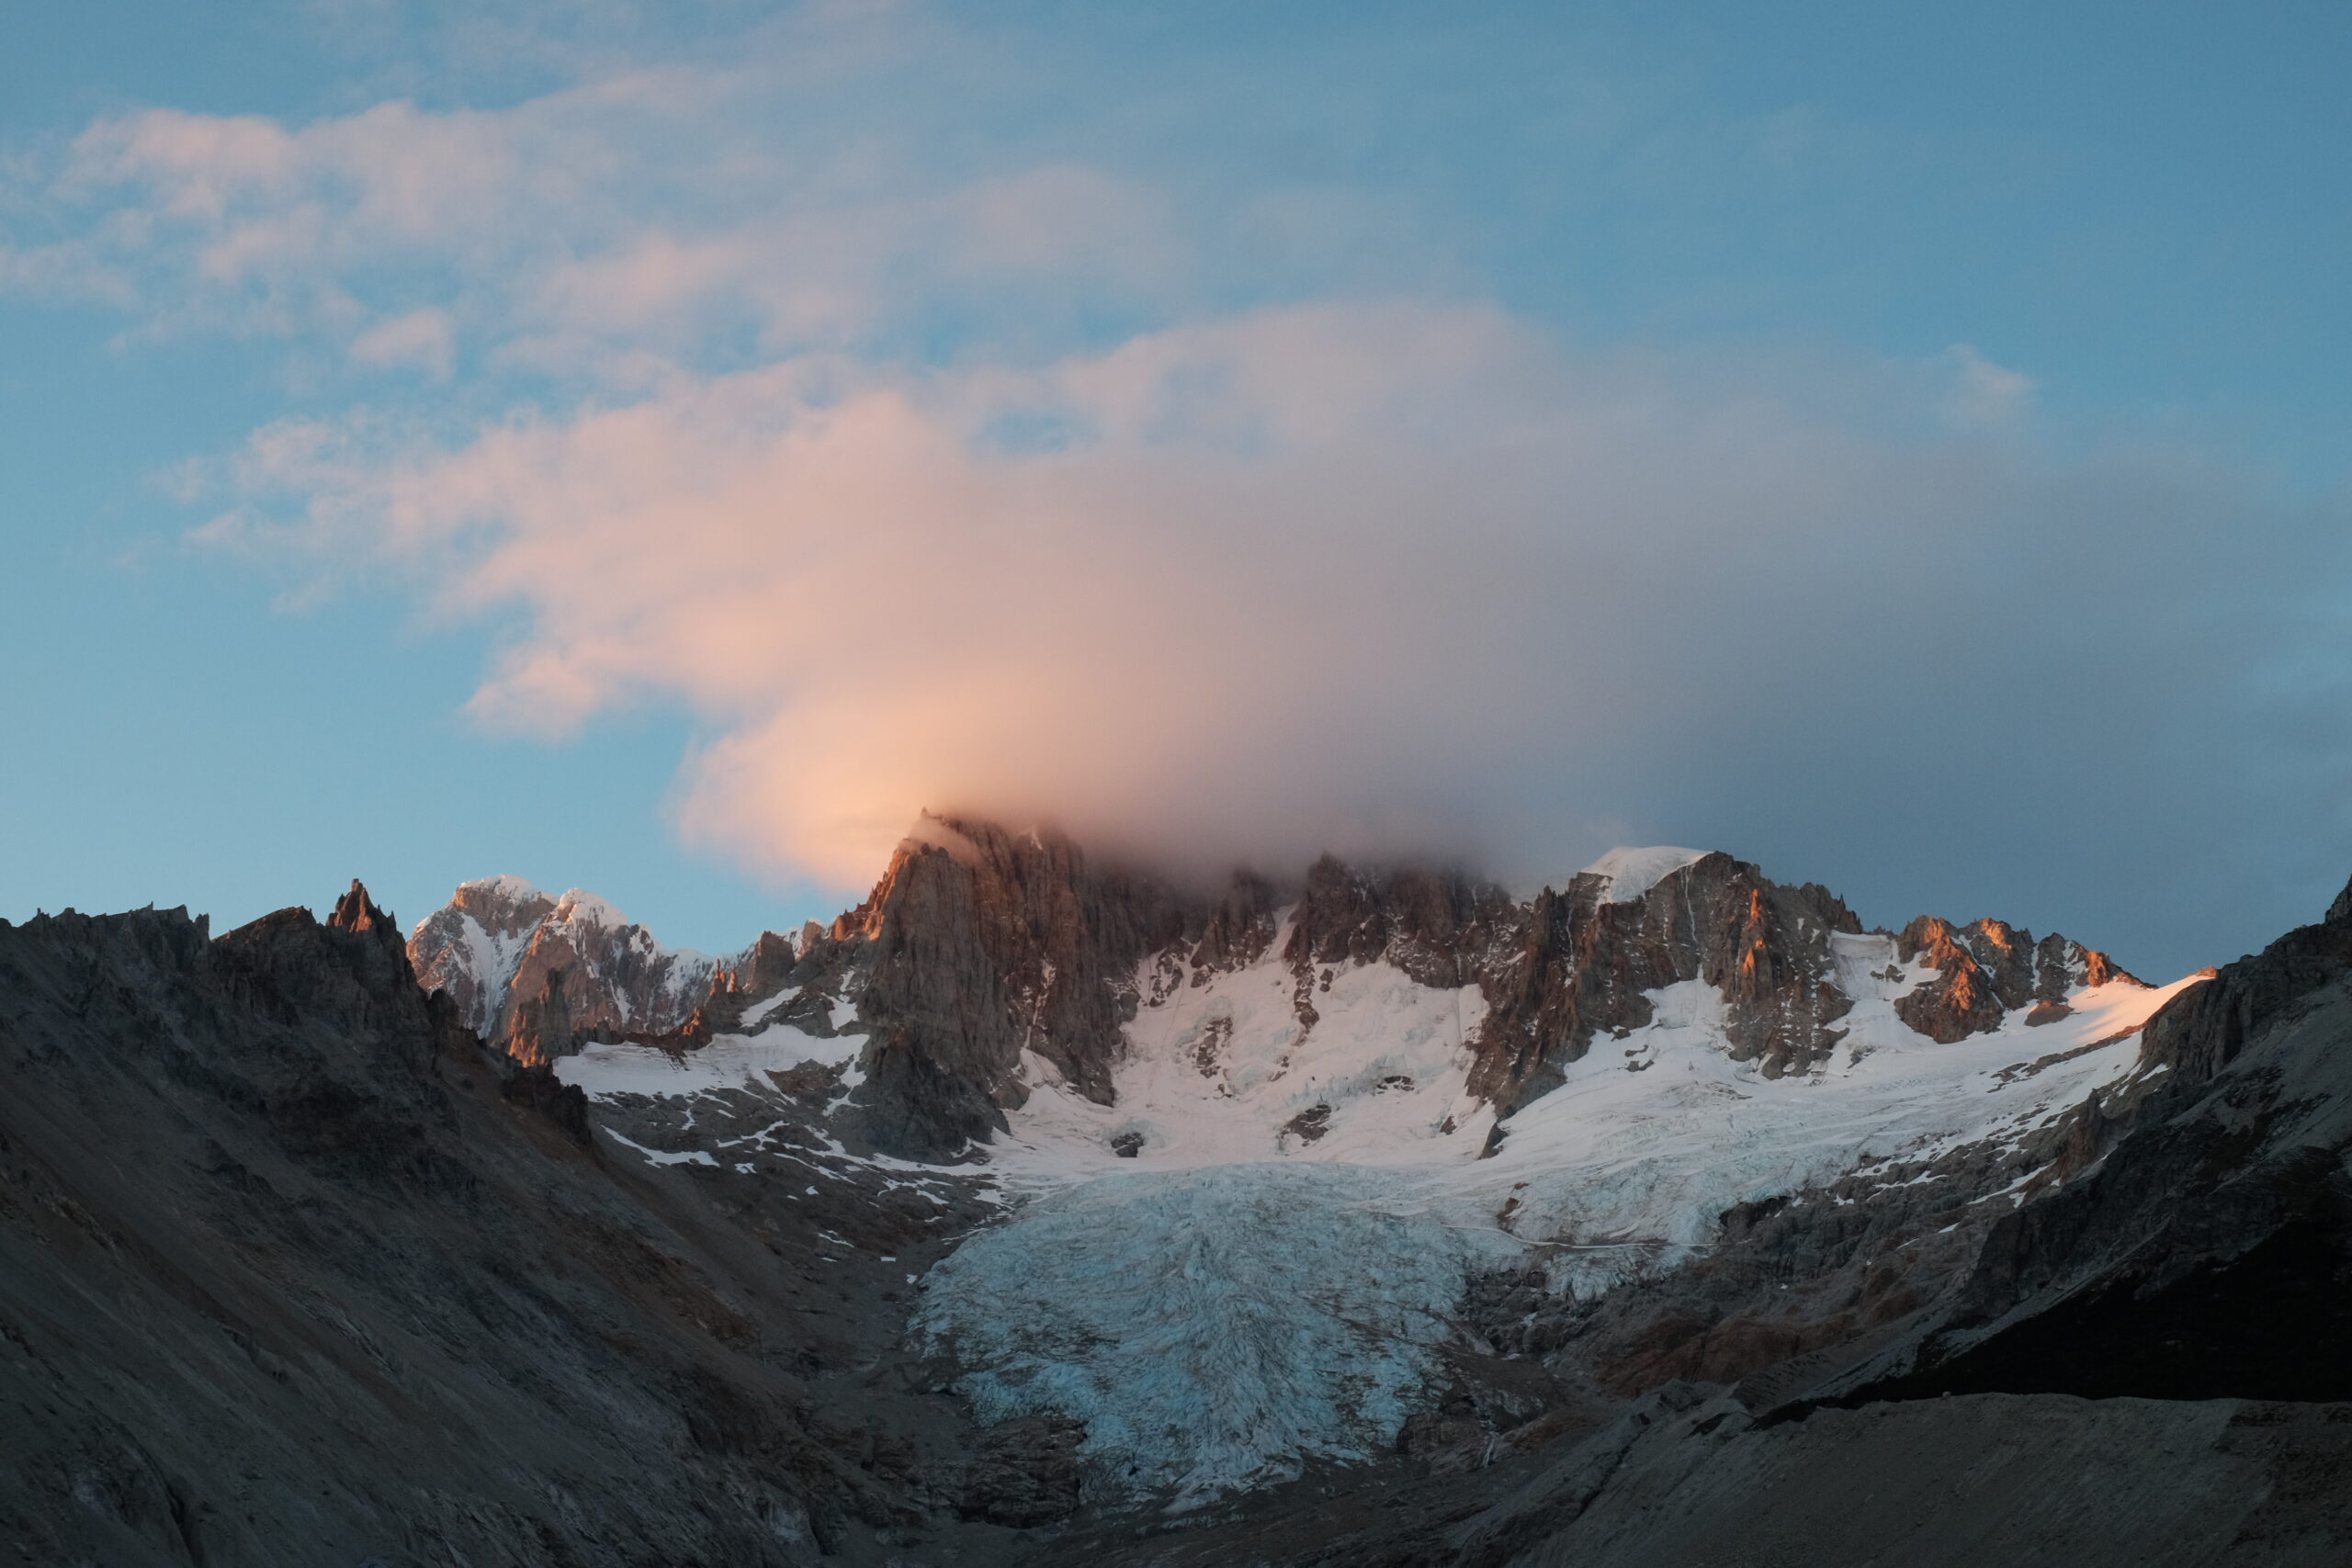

[328,879,403,955]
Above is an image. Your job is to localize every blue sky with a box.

[4,1,2348,976]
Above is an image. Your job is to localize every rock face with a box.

[1468,852,1867,1110]
[818,818,1193,1156]
[409,876,727,1064]
[408,818,2143,1160]
[1894,915,2134,1043]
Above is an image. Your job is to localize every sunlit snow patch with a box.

[1578,845,1709,903]
[916,1163,1518,1506]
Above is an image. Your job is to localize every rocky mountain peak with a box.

[1465,850,1869,1113]
[408,874,725,1066]
[2327,870,2352,927]
[327,879,400,946]
[1280,855,1521,990]
[1577,845,1709,904]
[406,818,2153,1164]
[447,873,558,928]
[548,886,628,931]
[831,814,1193,1155]
[1896,913,2140,1043]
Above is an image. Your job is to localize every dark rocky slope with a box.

[1825,877,2352,1408]
[0,887,1010,1567]
[1028,1384,2352,1568]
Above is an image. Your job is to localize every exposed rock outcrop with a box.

[409,877,722,1065]
[824,816,1193,1156]
[1895,915,2136,1043]
[1470,852,1864,1109]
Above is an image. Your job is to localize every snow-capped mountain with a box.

[424,814,2144,1162]
[408,874,804,1064]
[404,814,2195,1505]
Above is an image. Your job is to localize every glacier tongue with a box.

[915,1163,1516,1507]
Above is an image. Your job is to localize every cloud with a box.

[19,55,1191,361]
[1938,344,2035,428]
[18,9,2352,973]
[350,307,456,378]
[209,296,2342,908]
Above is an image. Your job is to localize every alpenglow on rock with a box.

[409,876,752,1065]
[413,816,2140,1160]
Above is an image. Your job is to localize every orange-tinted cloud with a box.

[208,297,2281,892]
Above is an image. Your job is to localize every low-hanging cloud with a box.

[206,297,2342,923]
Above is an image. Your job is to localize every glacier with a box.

[914,1163,1516,1506]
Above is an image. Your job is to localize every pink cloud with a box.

[351,307,457,378]
[24,73,1189,360]
[212,298,2262,891]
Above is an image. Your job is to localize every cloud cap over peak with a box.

[201,299,2337,917]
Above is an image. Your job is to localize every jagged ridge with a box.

[413,814,2137,1161]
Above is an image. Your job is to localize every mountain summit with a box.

[413,814,2142,1162]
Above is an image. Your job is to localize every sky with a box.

[3,0,2348,979]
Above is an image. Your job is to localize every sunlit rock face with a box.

[408,877,725,1065]
[409,815,2144,1156]
[407,874,556,1036]
[1894,914,2136,1043]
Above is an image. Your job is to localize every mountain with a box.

[413,815,2140,1164]
[6,818,2348,1564]
[407,876,763,1064]
[474,817,2194,1502]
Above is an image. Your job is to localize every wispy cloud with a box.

[350,306,456,378]
[17,43,1193,374]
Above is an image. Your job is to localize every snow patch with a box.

[601,1129,718,1168]
[451,873,544,908]
[988,942,1487,1189]
[741,987,800,1028]
[1578,846,1710,904]
[556,1025,865,1100]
